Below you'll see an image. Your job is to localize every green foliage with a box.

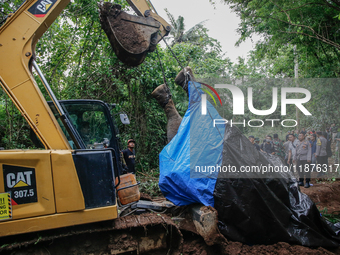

[138,177,162,197]
[319,207,340,223]
[218,0,340,135]
[0,0,22,22]
[0,91,35,149]
[165,9,208,47]
[224,0,340,78]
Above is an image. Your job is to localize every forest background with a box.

[1,0,340,172]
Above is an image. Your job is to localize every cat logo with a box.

[36,0,53,13]
[3,165,37,205]
[28,0,57,18]
[6,171,32,189]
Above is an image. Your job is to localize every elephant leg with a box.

[152,67,196,143]
[175,66,196,95]
[151,84,182,143]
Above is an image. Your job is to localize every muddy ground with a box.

[301,180,340,214]
[179,179,340,255]
[5,179,339,254]
[139,173,340,254]
[182,234,336,255]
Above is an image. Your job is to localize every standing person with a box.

[255,138,260,145]
[330,123,338,144]
[334,130,340,164]
[248,135,260,151]
[273,134,285,159]
[315,132,328,175]
[287,134,299,172]
[325,131,333,158]
[283,139,290,165]
[325,128,331,142]
[122,139,136,174]
[262,136,275,155]
[260,139,266,151]
[294,132,312,188]
[309,134,317,165]
[286,131,291,142]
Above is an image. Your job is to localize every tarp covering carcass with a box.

[158,82,222,207]
[158,81,340,247]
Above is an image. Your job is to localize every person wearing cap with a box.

[248,135,260,151]
[255,138,260,145]
[316,132,327,162]
[122,139,136,174]
[294,132,312,188]
[315,131,328,174]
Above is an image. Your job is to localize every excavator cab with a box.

[48,100,122,150]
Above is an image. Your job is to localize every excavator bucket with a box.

[99,2,163,66]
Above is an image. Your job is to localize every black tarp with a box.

[214,124,340,247]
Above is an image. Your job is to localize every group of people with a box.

[248,124,340,189]
[248,134,286,158]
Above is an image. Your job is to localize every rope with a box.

[155,36,224,140]
[156,47,168,87]
[155,47,172,105]
[162,37,185,70]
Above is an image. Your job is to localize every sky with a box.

[150,0,261,63]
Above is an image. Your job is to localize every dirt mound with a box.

[301,180,340,214]
[181,233,336,255]
[222,241,334,255]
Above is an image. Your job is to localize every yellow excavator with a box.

[0,0,185,253]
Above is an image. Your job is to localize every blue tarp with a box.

[158,81,224,206]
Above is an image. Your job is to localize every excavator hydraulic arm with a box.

[127,0,171,44]
[0,0,71,150]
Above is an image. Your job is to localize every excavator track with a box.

[0,213,183,254]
